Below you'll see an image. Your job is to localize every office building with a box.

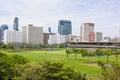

[22,24,43,44]
[13,17,19,31]
[89,32,95,42]
[48,33,69,44]
[68,35,79,42]
[48,33,60,44]
[95,32,103,42]
[103,36,111,42]
[3,30,22,44]
[48,27,51,33]
[58,20,72,35]
[0,29,1,43]
[44,33,55,44]
[81,23,94,42]
[0,24,9,42]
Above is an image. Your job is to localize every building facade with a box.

[95,32,103,42]
[0,24,9,42]
[89,32,95,42]
[58,20,72,35]
[103,36,111,42]
[48,27,51,33]
[13,17,19,31]
[48,33,69,44]
[0,29,2,43]
[68,35,79,42]
[81,23,94,42]
[3,30,22,44]
[48,33,60,44]
[44,33,55,44]
[22,24,43,44]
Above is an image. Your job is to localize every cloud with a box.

[0,0,120,37]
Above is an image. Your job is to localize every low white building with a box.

[48,33,69,44]
[102,36,111,42]
[68,35,80,42]
[3,30,22,44]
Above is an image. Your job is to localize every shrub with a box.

[11,54,29,64]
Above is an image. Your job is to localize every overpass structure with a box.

[67,42,120,48]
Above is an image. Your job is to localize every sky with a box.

[0,0,120,38]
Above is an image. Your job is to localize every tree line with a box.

[0,42,68,50]
[65,48,120,63]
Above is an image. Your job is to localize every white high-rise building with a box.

[95,32,103,42]
[22,24,43,44]
[3,30,22,44]
[81,23,94,42]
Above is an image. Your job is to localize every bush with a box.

[0,52,7,57]
[0,54,14,80]
[0,53,29,80]
[38,61,87,80]
[13,61,87,80]
[0,53,87,80]
[11,54,29,64]
[101,62,120,80]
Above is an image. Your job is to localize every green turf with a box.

[2,49,120,78]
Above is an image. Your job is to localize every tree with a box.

[101,62,120,80]
[95,48,103,60]
[0,42,7,49]
[103,48,112,63]
[65,49,71,59]
[7,43,14,49]
[72,48,79,60]
[38,61,87,80]
[113,49,120,62]
[79,48,88,57]
[0,53,29,80]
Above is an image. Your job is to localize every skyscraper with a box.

[0,24,9,42]
[89,32,95,42]
[22,24,43,44]
[0,29,2,43]
[95,32,103,42]
[48,27,51,33]
[81,23,94,42]
[58,20,72,35]
[13,17,19,31]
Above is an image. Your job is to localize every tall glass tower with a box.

[58,20,72,35]
[48,27,51,33]
[0,24,8,42]
[13,17,19,31]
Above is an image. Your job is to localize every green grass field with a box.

[2,49,120,78]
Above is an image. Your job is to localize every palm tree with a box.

[72,48,79,60]
[65,49,71,59]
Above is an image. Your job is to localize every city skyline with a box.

[0,0,120,38]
